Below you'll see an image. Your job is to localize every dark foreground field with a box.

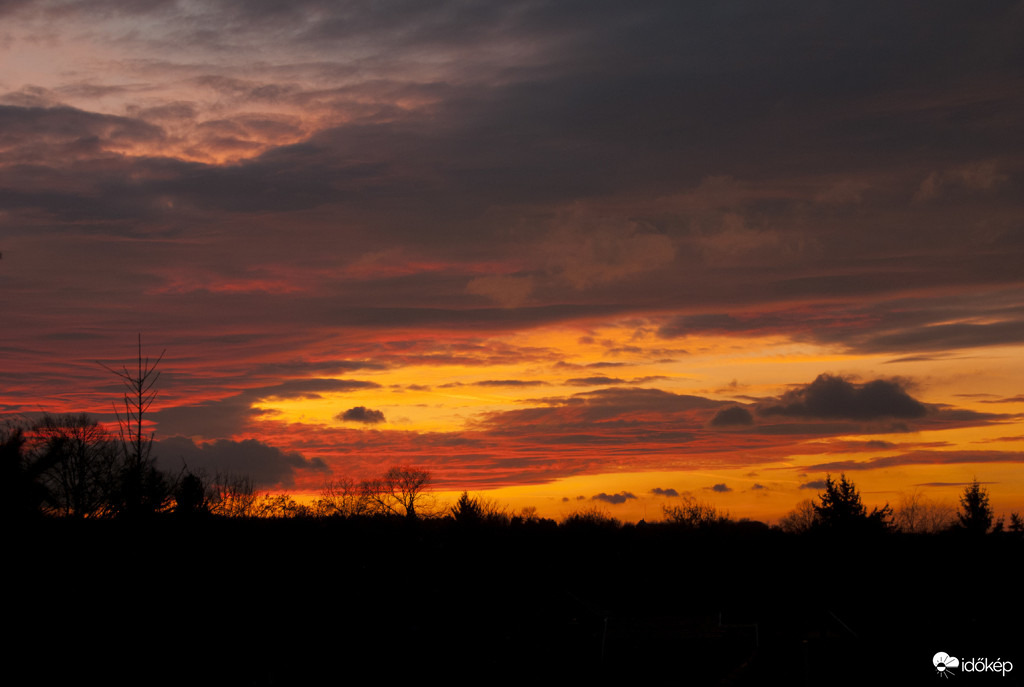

[10,519,1022,686]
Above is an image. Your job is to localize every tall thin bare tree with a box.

[99,335,169,516]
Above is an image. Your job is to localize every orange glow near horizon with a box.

[2,2,1022,528]
[218,319,1024,522]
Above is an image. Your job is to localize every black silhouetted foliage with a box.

[561,505,620,529]
[451,490,483,524]
[1,421,56,520]
[812,474,892,533]
[450,491,509,526]
[662,496,729,529]
[34,413,120,518]
[174,471,209,517]
[1011,512,1024,534]
[957,479,993,534]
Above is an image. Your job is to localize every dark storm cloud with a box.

[650,487,679,497]
[592,492,636,505]
[800,480,828,490]
[156,436,327,488]
[759,375,927,420]
[710,406,755,427]
[709,483,732,493]
[337,406,386,424]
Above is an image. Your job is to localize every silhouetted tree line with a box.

[0,419,443,521]
[8,343,1023,687]
[4,341,1021,536]
[776,472,1022,538]
[1,413,169,520]
[6,411,1023,538]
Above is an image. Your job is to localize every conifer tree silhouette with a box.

[812,474,892,532]
[957,478,993,534]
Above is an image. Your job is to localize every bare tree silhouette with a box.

[316,478,371,517]
[778,498,818,533]
[893,490,954,533]
[99,336,170,517]
[663,496,729,528]
[361,466,432,519]
[207,473,259,518]
[34,413,118,518]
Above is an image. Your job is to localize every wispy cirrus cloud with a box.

[806,450,1024,472]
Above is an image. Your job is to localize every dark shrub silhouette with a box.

[174,471,209,517]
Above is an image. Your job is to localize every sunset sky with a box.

[2,1,1023,522]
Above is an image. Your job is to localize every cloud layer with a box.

[1,1,1022,502]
